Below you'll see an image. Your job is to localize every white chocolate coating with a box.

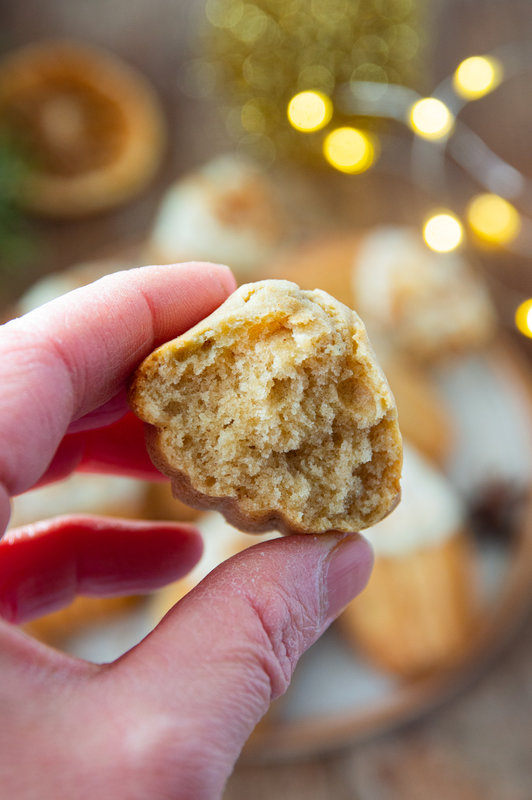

[364,444,464,557]
[9,473,144,529]
[190,511,281,584]
[352,226,495,358]
[149,155,284,281]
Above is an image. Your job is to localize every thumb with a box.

[103,533,372,799]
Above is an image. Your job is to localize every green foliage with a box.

[0,134,34,274]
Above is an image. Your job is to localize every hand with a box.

[0,263,373,799]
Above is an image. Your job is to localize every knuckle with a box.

[243,583,321,700]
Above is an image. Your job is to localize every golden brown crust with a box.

[265,233,359,306]
[130,280,402,534]
[144,426,399,536]
[340,532,476,676]
[382,357,455,467]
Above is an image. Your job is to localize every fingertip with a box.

[207,262,238,295]
[75,518,206,595]
[0,516,205,623]
[218,264,238,294]
[144,522,205,582]
[174,261,237,295]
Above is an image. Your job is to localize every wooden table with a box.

[225,613,532,798]
[2,1,532,797]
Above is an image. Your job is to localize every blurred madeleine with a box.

[147,154,287,283]
[341,444,477,677]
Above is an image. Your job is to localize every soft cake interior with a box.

[138,289,399,531]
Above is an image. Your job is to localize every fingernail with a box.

[216,264,237,294]
[0,485,10,539]
[202,262,236,294]
[324,534,373,622]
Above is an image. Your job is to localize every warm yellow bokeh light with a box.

[467,193,521,245]
[323,127,376,174]
[409,97,454,140]
[423,212,464,252]
[287,90,333,132]
[515,298,532,339]
[453,56,503,100]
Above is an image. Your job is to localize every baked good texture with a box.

[382,356,455,467]
[351,226,496,361]
[340,444,476,676]
[147,155,286,283]
[130,279,402,535]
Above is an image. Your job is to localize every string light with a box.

[287,90,333,132]
[515,299,532,339]
[467,193,521,245]
[203,0,423,164]
[423,212,463,252]
[409,97,454,140]
[453,55,502,100]
[323,127,376,174]
[204,9,532,337]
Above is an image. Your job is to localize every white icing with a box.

[189,511,281,583]
[17,259,127,314]
[363,444,464,556]
[352,225,494,347]
[150,155,282,280]
[9,474,144,529]
[18,275,79,314]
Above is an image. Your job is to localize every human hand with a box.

[0,263,373,799]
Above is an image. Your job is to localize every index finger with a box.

[0,262,236,503]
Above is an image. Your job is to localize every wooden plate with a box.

[244,340,532,762]
[44,339,532,763]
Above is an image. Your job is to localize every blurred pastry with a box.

[10,473,148,645]
[14,251,140,316]
[340,444,477,677]
[9,472,147,529]
[266,226,495,361]
[351,226,497,361]
[24,595,139,647]
[382,356,454,467]
[151,511,280,621]
[0,39,166,217]
[147,154,286,283]
[266,232,358,307]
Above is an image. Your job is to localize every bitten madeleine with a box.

[130,279,402,535]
